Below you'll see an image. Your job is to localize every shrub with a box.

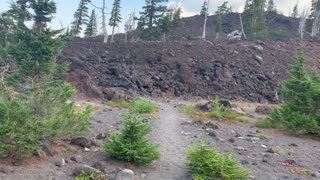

[0,77,93,159]
[271,28,289,38]
[208,111,222,118]
[183,32,201,40]
[106,100,132,109]
[186,141,249,180]
[255,119,275,129]
[132,99,157,114]
[103,113,160,165]
[268,46,320,135]
[208,97,241,120]
[75,172,101,180]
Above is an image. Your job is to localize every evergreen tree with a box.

[159,14,171,42]
[172,7,182,26]
[6,0,31,29]
[109,0,122,42]
[267,0,275,12]
[139,0,168,30]
[215,14,222,39]
[243,0,268,39]
[200,0,208,16]
[84,10,98,37]
[103,113,160,165]
[215,1,231,15]
[292,2,299,18]
[30,0,57,35]
[71,0,91,36]
[268,45,320,135]
[0,0,92,159]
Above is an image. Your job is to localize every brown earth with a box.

[59,38,320,103]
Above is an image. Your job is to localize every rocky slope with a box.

[59,38,320,103]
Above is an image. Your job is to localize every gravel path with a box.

[145,102,194,180]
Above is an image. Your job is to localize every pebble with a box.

[70,155,83,163]
[261,145,267,148]
[84,147,90,152]
[228,138,235,143]
[96,133,107,140]
[311,171,320,177]
[55,159,65,167]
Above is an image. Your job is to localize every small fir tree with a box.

[215,14,222,39]
[268,45,320,135]
[172,7,182,26]
[109,0,122,42]
[103,113,160,165]
[85,10,98,37]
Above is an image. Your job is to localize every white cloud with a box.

[179,0,312,17]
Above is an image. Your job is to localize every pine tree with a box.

[292,1,299,18]
[30,0,57,35]
[84,10,98,37]
[103,113,160,165]
[267,0,275,12]
[268,45,320,135]
[0,0,92,159]
[71,0,91,36]
[215,1,231,15]
[215,14,222,39]
[6,0,31,29]
[139,0,168,30]
[310,0,320,19]
[159,15,171,42]
[172,7,182,26]
[243,0,268,39]
[200,0,208,16]
[109,0,122,42]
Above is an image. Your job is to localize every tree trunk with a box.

[202,0,210,39]
[124,31,128,43]
[215,32,219,40]
[239,13,247,39]
[102,0,108,43]
[111,26,115,42]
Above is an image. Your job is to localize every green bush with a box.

[106,100,132,109]
[208,97,241,120]
[271,28,289,38]
[255,120,274,129]
[268,46,320,135]
[208,111,222,118]
[132,99,157,114]
[75,172,102,180]
[0,77,93,159]
[103,113,160,165]
[186,142,249,180]
[183,32,201,40]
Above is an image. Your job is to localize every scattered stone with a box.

[252,161,258,165]
[93,161,106,173]
[228,138,235,143]
[285,159,296,165]
[115,169,135,180]
[200,102,212,112]
[264,153,272,158]
[253,54,263,64]
[266,148,275,153]
[55,159,65,167]
[70,155,83,163]
[289,143,298,147]
[241,160,249,165]
[235,146,247,151]
[255,106,273,115]
[311,172,320,178]
[262,158,268,163]
[231,107,246,114]
[84,147,91,152]
[207,129,217,137]
[71,137,91,148]
[0,168,7,174]
[39,139,53,156]
[261,145,267,148]
[96,133,107,140]
[91,140,102,147]
[205,122,219,129]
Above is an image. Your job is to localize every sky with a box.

[0,0,313,33]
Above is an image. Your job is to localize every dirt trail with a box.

[145,101,195,180]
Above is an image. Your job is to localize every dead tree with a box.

[299,9,308,40]
[202,0,210,39]
[239,13,247,39]
[90,0,108,43]
[311,9,320,37]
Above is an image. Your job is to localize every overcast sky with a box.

[0,0,313,32]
